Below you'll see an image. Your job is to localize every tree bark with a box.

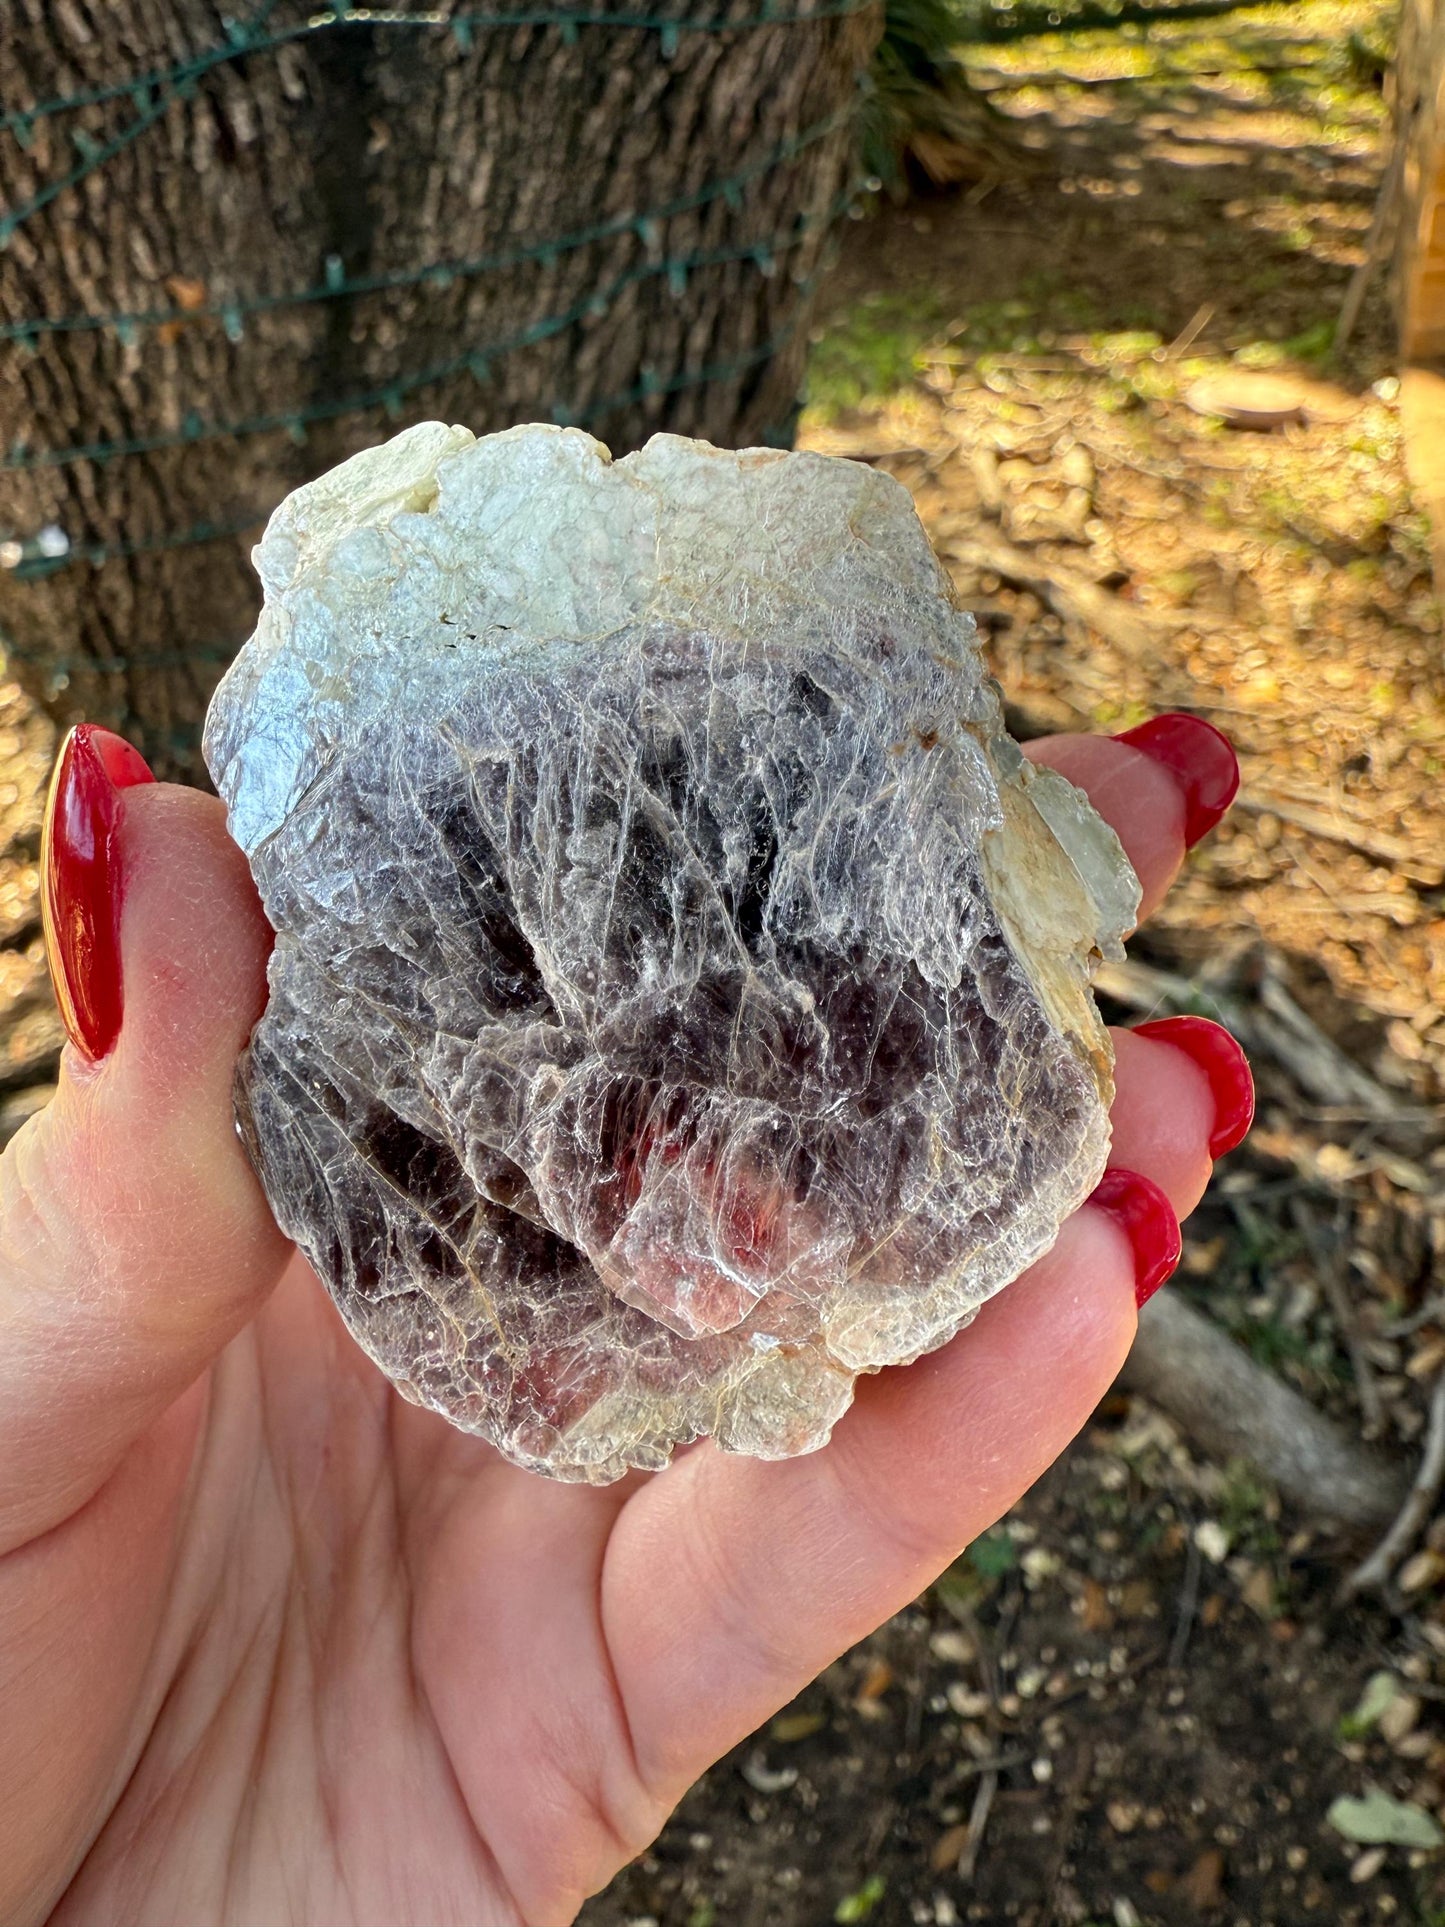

[1395,0,1445,359]
[1,0,880,777]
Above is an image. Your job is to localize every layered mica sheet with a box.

[205,424,1139,1481]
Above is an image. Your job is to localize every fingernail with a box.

[1132,1015,1256,1158]
[1088,1167,1182,1308]
[1114,713,1239,846]
[41,725,155,1064]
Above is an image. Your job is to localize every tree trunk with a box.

[1395,0,1445,361]
[1,0,880,778]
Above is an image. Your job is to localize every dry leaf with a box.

[930,1823,972,1874]
[1179,1846,1225,1908]
[771,1711,826,1744]
[1077,1578,1114,1633]
[856,1657,894,1704]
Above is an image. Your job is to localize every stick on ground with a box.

[1341,1370,1445,1599]
[1122,1292,1408,1535]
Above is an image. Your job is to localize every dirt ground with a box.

[3,4,1444,1923]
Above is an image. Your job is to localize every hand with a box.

[1,714,1246,1927]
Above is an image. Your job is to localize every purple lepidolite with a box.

[204,423,1139,1481]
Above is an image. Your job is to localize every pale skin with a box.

[1,734,1220,1927]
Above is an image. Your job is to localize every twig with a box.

[901,1634,929,1761]
[1093,952,1434,1135]
[1168,1529,1203,1671]
[1336,138,1404,352]
[1092,954,1228,1021]
[951,1748,1030,1784]
[1233,790,1444,887]
[1254,957,1431,1127]
[1292,1196,1385,1441]
[957,1600,1000,1709]
[955,1766,999,1882]
[1164,302,1215,360]
[862,1795,898,1865]
[1044,1742,1094,1919]
[1025,1643,1168,1721]
[842,446,931,465]
[1123,1292,1408,1534]
[941,528,1165,659]
[1385,1296,1445,1340]
[1342,1371,1445,1600]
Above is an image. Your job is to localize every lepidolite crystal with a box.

[204,423,1139,1481]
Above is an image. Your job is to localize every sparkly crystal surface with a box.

[204,423,1139,1482]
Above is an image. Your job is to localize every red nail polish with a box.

[41,725,155,1064]
[1132,1016,1255,1158]
[1088,1167,1182,1308]
[1115,713,1239,847]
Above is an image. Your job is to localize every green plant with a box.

[835,1874,887,1922]
[864,0,1033,194]
[804,291,945,416]
[968,1526,1018,1578]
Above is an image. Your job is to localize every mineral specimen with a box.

[204,423,1139,1482]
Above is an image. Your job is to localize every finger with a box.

[1023,714,1238,922]
[1107,1024,1215,1218]
[0,736,287,1551]
[606,1204,1138,1794]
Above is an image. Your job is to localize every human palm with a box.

[2,727,1238,1926]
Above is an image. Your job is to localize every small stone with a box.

[929,1629,977,1666]
[740,1750,797,1795]
[1350,1847,1387,1884]
[1021,1547,1062,1585]
[1380,1693,1422,1747]
[206,423,1136,1481]
[1401,1550,1445,1594]
[946,1683,992,1720]
[1195,1520,1231,1563]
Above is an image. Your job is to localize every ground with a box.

[3,4,1444,1922]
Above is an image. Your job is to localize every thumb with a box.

[0,728,288,1552]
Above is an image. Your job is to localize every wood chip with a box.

[1184,371,1306,428]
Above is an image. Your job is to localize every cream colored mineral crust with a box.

[204,423,1139,1482]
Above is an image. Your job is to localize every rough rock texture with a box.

[204,423,1139,1482]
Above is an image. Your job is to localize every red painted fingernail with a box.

[1115,713,1239,846]
[41,725,155,1064]
[1088,1167,1182,1308]
[1132,1016,1256,1158]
